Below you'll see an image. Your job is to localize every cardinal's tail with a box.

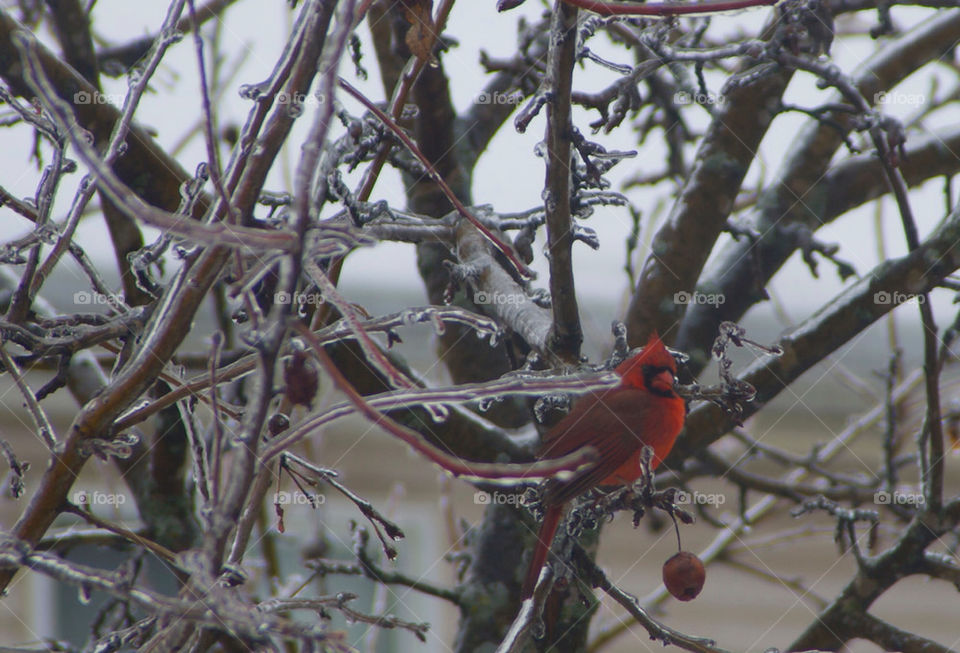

[521,505,563,599]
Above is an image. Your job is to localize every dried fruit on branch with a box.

[662,551,705,601]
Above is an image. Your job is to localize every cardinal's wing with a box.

[539,388,651,506]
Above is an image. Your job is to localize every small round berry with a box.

[662,551,705,601]
[268,413,290,437]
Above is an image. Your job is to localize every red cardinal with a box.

[521,332,686,599]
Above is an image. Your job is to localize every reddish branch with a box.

[339,78,535,280]
[111,305,501,431]
[304,259,417,390]
[263,368,621,461]
[291,321,598,481]
[354,0,456,203]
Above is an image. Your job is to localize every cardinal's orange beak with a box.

[649,369,676,394]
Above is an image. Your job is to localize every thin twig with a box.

[561,0,776,15]
[0,345,57,450]
[542,0,583,362]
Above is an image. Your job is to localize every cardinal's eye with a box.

[641,365,665,380]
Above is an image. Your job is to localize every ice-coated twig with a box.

[265,366,621,465]
[287,320,604,482]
